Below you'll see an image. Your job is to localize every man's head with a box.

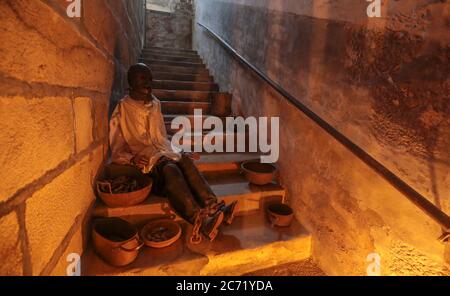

[128,63,153,102]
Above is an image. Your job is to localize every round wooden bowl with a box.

[241,160,277,185]
[140,219,182,249]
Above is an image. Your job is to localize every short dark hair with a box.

[127,63,153,88]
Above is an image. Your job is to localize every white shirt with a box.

[109,95,181,173]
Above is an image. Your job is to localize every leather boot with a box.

[210,201,238,226]
[201,210,224,241]
[220,200,238,225]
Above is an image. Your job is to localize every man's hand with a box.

[131,155,149,169]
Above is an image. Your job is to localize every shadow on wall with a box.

[109,39,124,118]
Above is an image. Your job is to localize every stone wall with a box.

[145,0,194,49]
[146,0,175,12]
[0,0,145,275]
[194,0,450,275]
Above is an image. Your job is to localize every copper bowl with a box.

[96,164,152,208]
[92,218,144,267]
[140,219,182,249]
[241,160,277,185]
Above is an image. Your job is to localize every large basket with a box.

[96,164,152,208]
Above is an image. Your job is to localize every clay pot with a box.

[140,219,182,249]
[96,164,152,208]
[266,203,294,227]
[241,160,277,185]
[92,218,144,267]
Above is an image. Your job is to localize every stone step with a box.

[164,114,231,135]
[93,152,277,219]
[152,72,213,83]
[164,114,228,125]
[161,101,211,114]
[165,123,210,136]
[195,152,261,173]
[153,89,223,102]
[142,50,200,59]
[144,46,197,54]
[141,53,202,63]
[153,80,219,92]
[164,114,230,135]
[148,64,209,75]
[92,171,284,220]
[169,131,255,153]
[142,59,204,68]
[82,210,311,276]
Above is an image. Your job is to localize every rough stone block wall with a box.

[194,0,449,275]
[0,0,145,275]
[145,1,194,49]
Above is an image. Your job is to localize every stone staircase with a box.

[82,46,314,276]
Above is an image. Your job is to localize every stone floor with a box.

[82,211,312,276]
[244,259,325,276]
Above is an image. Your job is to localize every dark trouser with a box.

[149,154,217,224]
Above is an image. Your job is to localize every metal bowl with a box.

[241,160,277,185]
[140,219,182,249]
[96,164,152,208]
